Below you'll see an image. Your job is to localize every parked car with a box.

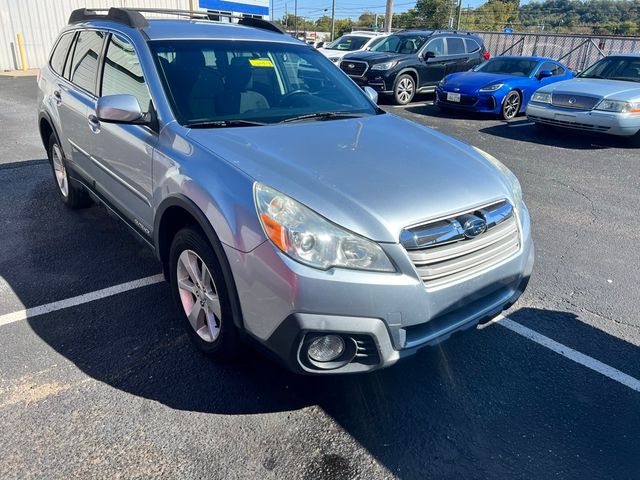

[527,54,640,144]
[340,30,489,105]
[38,8,533,374]
[317,31,385,64]
[436,56,574,120]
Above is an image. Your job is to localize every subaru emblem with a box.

[348,63,355,69]
[462,216,487,238]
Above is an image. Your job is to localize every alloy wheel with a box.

[51,143,69,197]
[503,92,521,120]
[176,249,222,343]
[396,77,415,104]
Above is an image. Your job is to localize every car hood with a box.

[186,114,513,243]
[543,78,640,100]
[317,48,350,59]
[443,72,521,92]
[343,51,406,64]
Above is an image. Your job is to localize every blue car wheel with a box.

[501,90,521,120]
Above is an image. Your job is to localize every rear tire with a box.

[500,90,521,121]
[47,134,91,209]
[393,74,416,105]
[169,226,240,359]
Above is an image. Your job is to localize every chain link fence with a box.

[474,31,640,71]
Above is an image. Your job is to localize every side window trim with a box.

[62,31,79,81]
[48,32,73,76]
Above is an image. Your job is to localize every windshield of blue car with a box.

[370,35,428,54]
[474,58,538,76]
[579,57,640,82]
[324,35,370,51]
[149,40,378,126]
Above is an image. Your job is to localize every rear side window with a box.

[101,34,151,112]
[447,37,465,55]
[465,39,480,53]
[50,33,74,75]
[68,30,105,94]
[540,61,565,76]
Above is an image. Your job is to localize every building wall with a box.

[0,0,190,71]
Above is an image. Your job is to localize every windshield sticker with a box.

[249,58,274,67]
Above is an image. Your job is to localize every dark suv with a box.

[340,30,489,105]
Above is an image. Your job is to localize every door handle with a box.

[53,90,62,104]
[88,114,101,133]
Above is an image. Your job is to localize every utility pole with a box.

[384,0,393,33]
[330,0,336,41]
[285,2,288,29]
[294,0,298,36]
[455,0,462,30]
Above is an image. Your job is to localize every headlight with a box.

[472,147,523,210]
[438,78,446,87]
[479,83,503,92]
[371,60,398,71]
[531,91,552,104]
[254,183,396,272]
[595,99,640,113]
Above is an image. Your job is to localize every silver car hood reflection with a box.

[544,78,640,100]
[187,114,512,242]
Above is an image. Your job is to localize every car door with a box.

[444,37,469,74]
[58,29,105,181]
[417,37,447,87]
[91,32,156,234]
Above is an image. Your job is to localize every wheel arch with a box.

[395,68,419,88]
[154,194,245,330]
[38,112,58,153]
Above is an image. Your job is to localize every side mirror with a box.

[537,70,553,80]
[363,86,378,104]
[317,41,324,48]
[96,94,145,124]
[424,51,436,60]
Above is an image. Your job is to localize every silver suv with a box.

[37,8,534,374]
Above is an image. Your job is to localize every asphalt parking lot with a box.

[1,76,639,479]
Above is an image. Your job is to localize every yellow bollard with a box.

[17,33,28,71]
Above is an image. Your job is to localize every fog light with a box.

[307,335,345,362]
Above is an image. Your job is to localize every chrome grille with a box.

[551,94,600,110]
[340,60,368,77]
[402,201,520,289]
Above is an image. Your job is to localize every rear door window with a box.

[50,33,74,75]
[68,30,105,95]
[447,37,465,55]
[101,34,151,112]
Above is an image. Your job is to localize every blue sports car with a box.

[436,56,574,120]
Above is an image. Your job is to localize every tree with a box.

[315,15,332,32]
[413,0,458,29]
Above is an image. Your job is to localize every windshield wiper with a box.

[281,112,368,124]
[185,119,267,128]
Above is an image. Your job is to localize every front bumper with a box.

[435,87,500,113]
[527,102,640,136]
[224,204,534,374]
[347,72,393,94]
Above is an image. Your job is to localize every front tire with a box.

[500,90,521,121]
[393,74,416,105]
[169,226,240,359]
[47,134,91,209]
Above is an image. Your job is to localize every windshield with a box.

[579,57,640,83]
[149,40,378,126]
[370,35,428,54]
[475,58,538,76]
[324,35,370,51]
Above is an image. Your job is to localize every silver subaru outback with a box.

[37,8,534,374]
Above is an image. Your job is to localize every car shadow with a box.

[4,162,640,478]
[478,122,635,150]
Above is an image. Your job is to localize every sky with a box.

[269,0,489,22]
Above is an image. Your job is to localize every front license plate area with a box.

[555,113,576,123]
[447,92,461,102]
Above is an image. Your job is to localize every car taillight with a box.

[483,51,491,60]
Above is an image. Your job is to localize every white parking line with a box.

[1,275,638,393]
[508,122,535,127]
[493,315,640,393]
[0,274,164,327]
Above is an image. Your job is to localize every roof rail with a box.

[68,7,285,35]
